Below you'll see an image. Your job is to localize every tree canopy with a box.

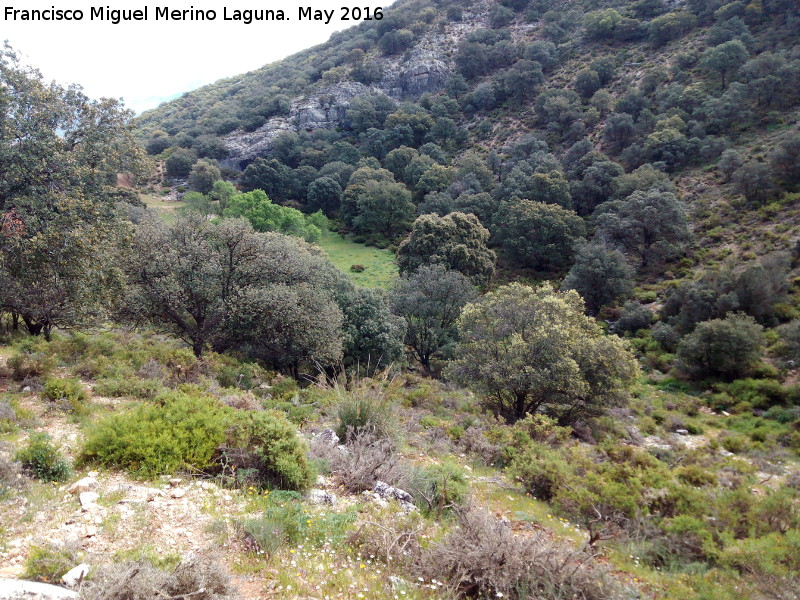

[448,283,639,423]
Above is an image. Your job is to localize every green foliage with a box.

[7,343,56,380]
[165,148,197,177]
[223,190,322,242]
[238,158,291,200]
[677,313,765,380]
[700,40,749,89]
[390,264,477,370]
[448,283,640,423]
[562,243,635,314]
[23,543,82,584]
[492,200,586,270]
[222,410,314,492]
[340,286,406,373]
[407,462,468,517]
[648,11,697,47]
[79,390,230,476]
[16,433,71,482]
[397,212,496,286]
[336,386,396,442]
[122,214,346,373]
[188,159,221,194]
[240,495,355,553]
[41,376,87,412]
[594,188,690,268]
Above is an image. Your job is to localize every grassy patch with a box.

[141,194,186,223]
[315,230,398,288]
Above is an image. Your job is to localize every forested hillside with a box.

[2,0,800,599]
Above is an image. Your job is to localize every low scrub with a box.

[417,508,623,599]
[79,390,312,490]
[23,542,82,584]
[41,376,87,413]
[218,410,314,492]
[313,428,405,493]
[79,390,229,477]
[79,558,235,600]
[16,434,71,482]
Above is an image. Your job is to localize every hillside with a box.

[2,0,800,599]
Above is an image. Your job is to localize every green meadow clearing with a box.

[315,229,398,288]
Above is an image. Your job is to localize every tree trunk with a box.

[21,315,43,337]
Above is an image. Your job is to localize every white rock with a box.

[61,564,90,587]
[169,478,182,487]
[68,477,98,495]
[78,492,99,508]
[308,489,337,505]
[0,579,78,599]
[170,488,186,499]
[84,525,97,538]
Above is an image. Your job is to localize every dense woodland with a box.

[2,0,800,598]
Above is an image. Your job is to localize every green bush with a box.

[7,342,55,381]
[23,542,82,584]
[41,377,87,412]
[407,462,468,517]
[508,443,572,501]
[720,433,750,454]
[336,387,395,441]
[16,434,71,482]
[79,391,230,477]
[221,410,314,492]
[713,379,790,410]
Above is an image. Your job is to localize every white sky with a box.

[3,1,382,114]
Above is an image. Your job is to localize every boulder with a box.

[67,477,97,495]
[78,492,99,509]
[61,564,89,587]
[0,579,79,599]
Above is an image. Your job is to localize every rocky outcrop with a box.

[221,25,462,168]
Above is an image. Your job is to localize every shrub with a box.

[79,391,230,477]
[615,301,654,333]
[80,558,235,600]
[335,386,396,442]
[720,433,750,453]
[41,376,87,412]
[677,313,765,380]
[219,410,313,492]
[7,346,55,381]
[23,542,82,584]
[508,443,572,501]
[0,398,18,433]
[313,428,406,493]
[418,509,621,600]
[406,462,468,517]
[350,264,366,273]
[0,451,26,496]
[16,434,71,482]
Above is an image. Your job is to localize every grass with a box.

[315,230,398,288]
[141,194,186,223]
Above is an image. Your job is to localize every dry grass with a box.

[418,508,625,600]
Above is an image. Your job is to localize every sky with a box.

[2,1,378,114]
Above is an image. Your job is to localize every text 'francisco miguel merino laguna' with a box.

[4,6,385,25]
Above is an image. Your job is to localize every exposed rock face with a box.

[221,24,464,169]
